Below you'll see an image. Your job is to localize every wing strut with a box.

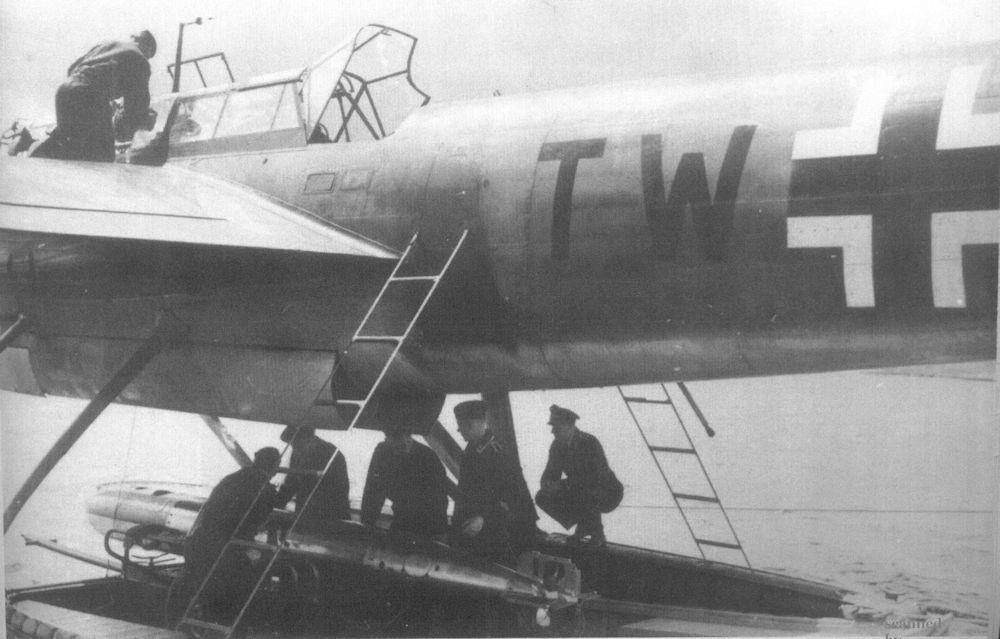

[617,383,751,569]
[176,229,470,638]
[3,318,181,532]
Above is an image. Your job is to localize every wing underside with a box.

[866,360,996,382]
[0,157,397,258]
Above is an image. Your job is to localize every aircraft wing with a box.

[0,157,397,258]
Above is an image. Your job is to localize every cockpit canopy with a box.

[146,25,428,158]
[304,24,430,143]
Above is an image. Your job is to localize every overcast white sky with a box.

[1,0,998,125]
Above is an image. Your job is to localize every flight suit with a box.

[536,430,623,540]
[361,439,450,537]
[454,432,539,563]
[276,435,350,532]
[49,40,151,161]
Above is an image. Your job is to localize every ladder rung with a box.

[673,493,719,503]
[352,335,401,343]
[694,538,743,550]
[336,399,364,406]
[619,382,750,569]
[180,618,233,633]
[228,539,280,552]
[649,446,696,454]
[390,275,438,282]
[276,466,322,477]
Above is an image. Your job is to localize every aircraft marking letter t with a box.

[537,138,606,260]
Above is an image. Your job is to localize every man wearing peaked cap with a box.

[548,405,579,423]
[536,405,623,546]
[452,399,539,563]
[453,399,488,422]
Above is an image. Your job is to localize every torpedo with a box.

[86,481,580,618]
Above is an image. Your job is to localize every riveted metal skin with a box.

[1,42,996,428]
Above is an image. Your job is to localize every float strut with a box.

[423,420,463,478]
[421,420,462,499]
[3,324,175,532]
[0,314,29,354]
[200,415,252,468]
[483,391,521,466]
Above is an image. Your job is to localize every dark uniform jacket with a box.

[542,430,622,512]
[276,436,350,530]
[455,432,538,543]
[360,440,449,536]
[66,40,151,140]
[184,466,277,571]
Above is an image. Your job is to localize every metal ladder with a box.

[176,229,469,638]
[617,383,751,569]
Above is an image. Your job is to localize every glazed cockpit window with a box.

[304,25,429,144]
[215,85,285,138]
[169,94,226,143]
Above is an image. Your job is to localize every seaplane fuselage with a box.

[1,41,996,426]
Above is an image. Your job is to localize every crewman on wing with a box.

[175,447,281,619]
[276,426,350,532]
[360,422,450,538]
[535,405,623,546]
[452,400,540,563]
[38,30,157,162]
